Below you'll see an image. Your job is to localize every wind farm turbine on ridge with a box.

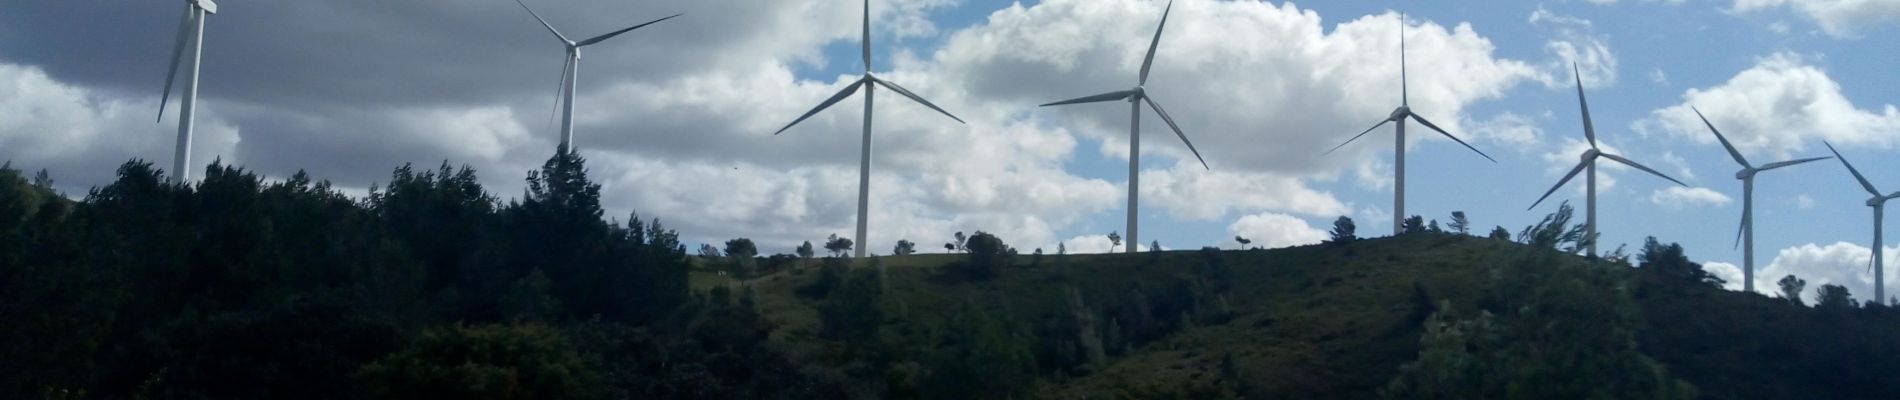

[1823,142,1898,303]
[156,0,218,184]
[513,0,680,153]
[1692,107,1829,294]
[1529,64,1688,257]
[1040,0,1209,253]
[1325,13,1496,235]
[774,0,966,258]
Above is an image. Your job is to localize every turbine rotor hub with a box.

[1390,106,1410,121]
[1736,168,1756,180]
[1869,197,1886,207]
[1581,148,1599,162]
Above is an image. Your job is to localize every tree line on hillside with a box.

[0,154,837,399]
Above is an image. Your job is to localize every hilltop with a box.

[712,232,1900,399]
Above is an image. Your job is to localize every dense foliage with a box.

[0,154,809,398]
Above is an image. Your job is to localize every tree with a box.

[1057,242,1066,255]
[1402,215,1426,234]
[1517,201,1591,254]
[1637,237,1724,287]
[1107,231,1122,252]
[723,238,758,259]
[953,231,968,252]
[824,234,853,257]
[1235,236,1252,250]
[696,244,720,259]
[1150,240,1161,252]
[1449,211,1469,235]
[959,231,1012,280]
[1488,226,1511,241]
[1816,284,1856,310]
[1427,219,1442,233]
[796,241,815,263]
[1329,216,1356,245]
[1778,275,1807,306]
[894,239,916,256]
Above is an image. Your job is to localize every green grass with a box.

[684,234,1900,399]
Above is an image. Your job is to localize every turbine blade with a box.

[1039,90,1134,107]
[1324,119,1391,156]
[1825,141,1882,196]
[1574,63,1597,148]
[1758,156,1831,172]
[774,79,866,135]
[1693,106,1751,168]
[1734,204,1747,250]
[1139,0,1173,86]
[872,77,964,124]
[1400,13,1407,106]
[1143,94,1208,169]
[862,0,872,71]
[158,7,194,123]
[514,0,570,43]
[1601,152,1688,187]
[577,13,682,47]
[1530,160,1590,210]
[546,56,573,132]
[1410,113,1496,162]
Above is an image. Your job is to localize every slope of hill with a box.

[715,233,1900,399]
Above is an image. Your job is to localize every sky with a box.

[2,0,1898,303]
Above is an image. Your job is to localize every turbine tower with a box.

[156,0,218,184]
[1692,107,1829,294]
[514,0,680,153]
[1040,0,1209,253]
[774,0,966,258]
[1823,141,1897,302]
[1325,13,1496,235]
[1529,64,1688,256]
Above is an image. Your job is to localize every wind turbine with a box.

[514,0,680,153]
[1040,0,1209,253]
[1692,107,1829,294]
[1823,141,1897,302]
[1324,13,1496,235]
[773,0,965,258]
[156,0,218,184]
[1529,64,1688,256]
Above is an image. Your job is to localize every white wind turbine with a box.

[155,0,218,184]
[514,0,680,153]
[1823,141,1898,302]
[774,0,966,258]
[1040,0,1209,253]
[1529,64,1688,256]
[1692,107,1829,294]
[1325,13,1496,235]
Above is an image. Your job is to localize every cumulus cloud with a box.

[1731,0,1900,37]
[1636,52,1900,159]
[1725,242,1900,305]
[1226,212,1327,249]
[0,0,1547,252]
[1462,112,1544,152]
[1648,186,1732,210]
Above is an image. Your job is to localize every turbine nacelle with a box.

[1580,148,1600,163]
[190,0,217,14]
[1870,197,1888,208]
[1130,86,1146,101]
[1389,105,1410,122]
[1736,168,1757,180]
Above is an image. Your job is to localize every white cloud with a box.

[1730,242,1900,304]
[1650,68,1670,86]
[1732,0,1900,37]
[1795,193,1816,209]
[1227,212,1327,249]
[1636,52,1900,159]
[1648,186,1733,210]
[1529,6,1618,88]
[1463,112,1544,152]
[0,63,241,189]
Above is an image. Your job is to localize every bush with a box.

[360,323,603,400]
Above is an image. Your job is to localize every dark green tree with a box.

[1816,284,1856,310]
[894,239,917,255]
[1448,211,1469,235]
[1403,215,1426,234]
[1778,275,1807,305]
[1329,216,1357,245]
[360,323,603,400]
[824,234,853,257]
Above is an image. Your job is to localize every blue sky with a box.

[1,0,1897,301]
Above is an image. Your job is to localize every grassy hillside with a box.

[705,233,1900,399]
